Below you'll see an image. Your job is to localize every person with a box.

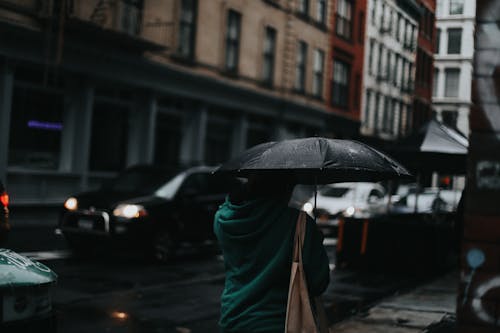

[213,175,330,332]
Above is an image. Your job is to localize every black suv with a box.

[0,180,9,245]
[59,165,239,261]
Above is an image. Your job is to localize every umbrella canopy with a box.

[389,119,469,174]
[216,137,412,184]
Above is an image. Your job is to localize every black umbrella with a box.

[216,137,412,184]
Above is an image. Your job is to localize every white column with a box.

[0,62,13,183]
[60,81,94,189]
[126,94,157,167]
[180,104,207,167]
[231,115,248,158]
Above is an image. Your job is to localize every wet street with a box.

[5,222,435,333]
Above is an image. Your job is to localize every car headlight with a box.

[113,204,147,219]
[64,197,78,211]
[343,206,356,217]
[302,202,314,214]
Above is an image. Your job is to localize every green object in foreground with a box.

[0,249,57,288]
[214,197,330,332]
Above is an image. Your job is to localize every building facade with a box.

[458,1,500,330]
[328,0,367,123]
[360,0,421,140]
[432,0,475,136]
[412,0,435,130]
[0,0,360,205]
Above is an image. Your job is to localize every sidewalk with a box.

[329,272,457,332]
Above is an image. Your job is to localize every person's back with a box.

[214,177,330,332]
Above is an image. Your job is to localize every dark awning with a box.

[389,119,469,174]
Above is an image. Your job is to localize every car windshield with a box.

[154,172,188,200]
[106,168,174,193]
[320,187,350,198]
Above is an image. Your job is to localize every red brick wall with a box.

[413,0,435,130]
[458,1,500,331]
[327,0,367,122]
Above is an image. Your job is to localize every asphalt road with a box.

[4,222,433,333]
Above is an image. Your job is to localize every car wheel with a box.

[153,230,176,263]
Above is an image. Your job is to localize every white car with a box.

[392,187,462,213]
[302,182,388,233]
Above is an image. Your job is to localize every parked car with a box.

[302,182,387,236]
[0,249,57,331]
[58,165,239,262]
[0,180,9,246]
[391,187,462,213]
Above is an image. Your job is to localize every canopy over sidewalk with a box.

[389,119,469,174]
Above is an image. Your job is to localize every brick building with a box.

[328,0,367,123]
[0,0,361,205]
[432,0,475,136]
[360,0,421,140]
[458,0,500,331]
[412,0,435,130]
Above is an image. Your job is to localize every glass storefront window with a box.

[154,113,181,168]
[204,114,232,166]
[8,86,64,170]
[89,103,129,172]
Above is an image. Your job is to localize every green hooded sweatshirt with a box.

[214,196,330,333]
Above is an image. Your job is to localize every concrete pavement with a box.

[328,272,457,332]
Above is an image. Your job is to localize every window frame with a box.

[331,59,351,109]
[449,0,464,15]
[224,9,242,74]
[262,26,277,86]
[177,0,198,60]
[312,48,325,98]
[335,0,353,41]
[444,68,460,97]
[295,40,308,93]
[447,28,462,54]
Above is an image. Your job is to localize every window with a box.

[377,44,384,78]
[364,90,372,126]
[372,93,380,131]
[89,103,129,172]
[298,0,309,15]
[368,39,375,75]
[8,85,64,170]
[371,0,377,24]
[331,59,350,108]
[225,10,241,73]
[154,113,181,167]
[382,96,391,133]
[395,13,401,41]
[316,0,327,24]
[386,50,392,82]
[442,110,458,128]
[312,49,325,97]
[262,27,277,85]
[336,0,352,40]
[205,114,232,165]
[447,28,462,54]
[393,54,400,86]
[433,68,439,96]
[295,41,308,92]
[435,28,441,54]
[444,68,460,97]
[449,0,464,15]
[177,0,197,59]
[120,0,142,35]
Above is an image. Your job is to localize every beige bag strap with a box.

[288,211,331,333]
